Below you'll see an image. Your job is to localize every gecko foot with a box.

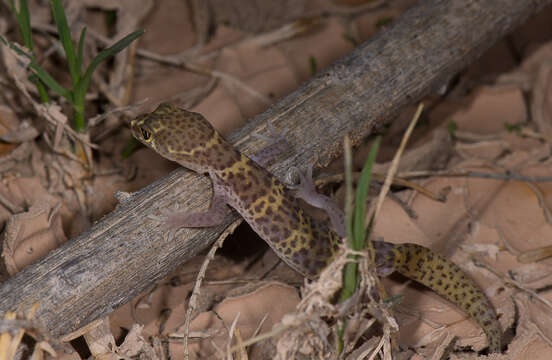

[249,124,290,166]
[290,162,346,237]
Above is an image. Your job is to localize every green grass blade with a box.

[77,27,86,74]
[0,34,31,58]
[338,137,380,354]
[29,61,72,101]
[344,137,354,252]
[341,137,356,302]
[74,29,144,102]
[13,0,34,50]
[30,74,50,102]
[352,136,380,250]
[340,137,381,301]
[309,55,317,76]
[50,0,80,86]
[8,1,51,103]
[0,35,62,102]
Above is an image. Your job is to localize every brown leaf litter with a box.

[1,1,552,359]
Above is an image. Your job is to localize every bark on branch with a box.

[0,0,549,338]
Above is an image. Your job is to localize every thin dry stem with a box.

[183,218,242,360]
[226,312,241,360]
[374,103,424,220]
[398,169,552,183]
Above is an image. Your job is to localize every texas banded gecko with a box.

[130,103,501,352]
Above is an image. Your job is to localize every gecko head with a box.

[130,103,217,172]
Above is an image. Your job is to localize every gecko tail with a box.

[373,241,502,353]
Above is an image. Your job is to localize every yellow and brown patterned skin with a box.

[130,103,340,276]
[131,103,501,352]
[373,241,501,352]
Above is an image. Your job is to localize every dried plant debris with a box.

[0,1,552,359]
[196,0,307,34]
[0,304,61,360]
[1,201,66,275]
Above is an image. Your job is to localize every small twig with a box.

[211,69,272,105]
[525,315,552,350]
[251,313,269,342]
[87,31,273,106]
[386,190,418,219]
[519,126,552,143]
[245,17,323,48]
[374,103,424,219]
[522,181,552,224]
[397,169,552,182]
[226,312,241,360]
[88,99,148,128]
[183,218,242,360]
[475,256,552,311]
[314,172,445,202]
[517,245,552,264]
[233,328,248,360]
[228,320,293,353]
[366,330,386,360]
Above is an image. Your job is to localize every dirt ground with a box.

[1,0,552,359]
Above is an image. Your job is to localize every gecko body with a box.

[131,103,501,352]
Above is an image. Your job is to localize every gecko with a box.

[130,103,501,352]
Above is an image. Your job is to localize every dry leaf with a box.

[1,201,67,275]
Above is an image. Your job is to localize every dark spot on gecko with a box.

[256,216,269,224]
[254,201,265,213]
[277,205,290,217]
[282,228,291,239]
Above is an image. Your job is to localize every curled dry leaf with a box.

[82,318,117,360]
[117,324,161,359]
[1,201,67,275]
[497,42,552,140]
[0,105,35,174]
[505,295,552,359]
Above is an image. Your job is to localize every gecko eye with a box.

[140,127,152,142]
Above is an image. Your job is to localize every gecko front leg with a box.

[164,183,233,229]
[291,163,346,237]
[249,124,289,166]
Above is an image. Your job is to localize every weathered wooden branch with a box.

[0,0,549,338]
